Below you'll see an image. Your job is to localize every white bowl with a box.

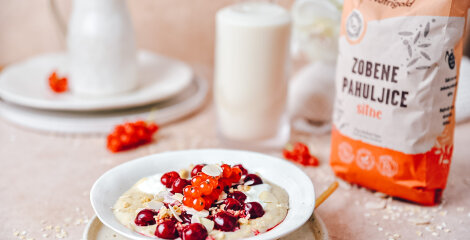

[90,149,315,240]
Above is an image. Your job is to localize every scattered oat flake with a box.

[378,227,383,231]
[408,217,431,225]
[424,22,430,37]
[457,207,464,212]
[399,31,413,36]
[431,232,438,237]
[444,228,451,233]
[42,233,49,238]
[416,231,423,237]
[365,200,387,210]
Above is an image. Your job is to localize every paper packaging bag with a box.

[330,0,470,205]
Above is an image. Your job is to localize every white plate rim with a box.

[82,213,328,240]
[90,149,315,240]
[0,50,193,111]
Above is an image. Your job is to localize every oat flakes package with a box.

[330,0,470,205]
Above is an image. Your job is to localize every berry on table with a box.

[106,120,159,153]
[48,71,68,93]
[283,142,319,166]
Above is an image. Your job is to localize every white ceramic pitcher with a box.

[66,0,137,96]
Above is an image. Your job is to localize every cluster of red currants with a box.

[106,121,159,153]
[283,142,319,166]
[48,71,68,93]
[181,164,243,211]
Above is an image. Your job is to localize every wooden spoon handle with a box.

[315,181,339,209]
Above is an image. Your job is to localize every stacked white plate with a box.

[0,50,209,134]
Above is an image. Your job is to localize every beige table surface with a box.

[1,97,470,240]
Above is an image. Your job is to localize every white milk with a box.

[214,2,291,146]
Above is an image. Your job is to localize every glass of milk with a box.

[214,1,291,149]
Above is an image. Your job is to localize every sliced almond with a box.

[408,217,431,225]
[168,206,183,222]
[146,200,164,211]
[365,200,386,210]
[182,206,210,218]
[202,164,223,177]
[200,218,214,232]
[218,192,228,201]
[191,215,201,224]
[244,180,255,186]
[259,191,277,203]
[172,193,184,202]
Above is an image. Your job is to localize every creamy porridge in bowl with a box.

[90,149,315,240]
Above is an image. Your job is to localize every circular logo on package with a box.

[378,155,399,177]
[356,148,375,170]
[346,9,364,41]
[338,142,355,164]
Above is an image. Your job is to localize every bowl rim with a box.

[90,148,315,240]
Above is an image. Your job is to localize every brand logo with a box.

[338,142,355,163]
[356,148,375,170]
[346,10,364,41]
[377,155,399,177]
[369,0,416,9]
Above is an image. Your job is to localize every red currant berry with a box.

[233,164,248,175]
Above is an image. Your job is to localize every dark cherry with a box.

[191,164,205,177]
[182,223,208,240]
[227,191,247,203]
[224,198,242,211]
[233,164,248,175]
[171,178,191,194]
[243,174,263,186]
[134,209,157,226]
[161,171,180,188]
[155,220,179,239]
[180,211,193,224]
[213,211,239,232]
[244,202,265,219]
